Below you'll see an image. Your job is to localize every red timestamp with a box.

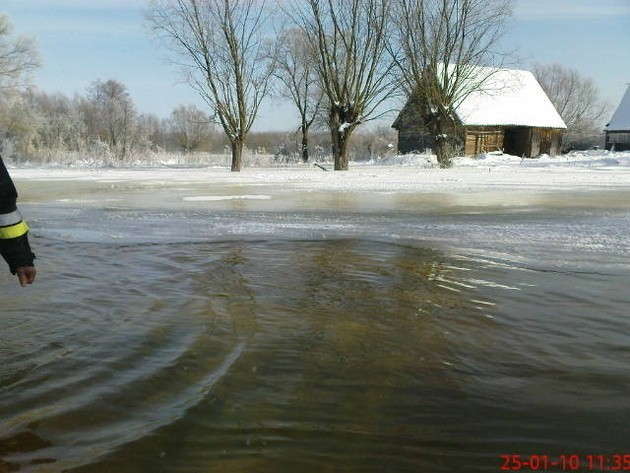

[500,454,630,471]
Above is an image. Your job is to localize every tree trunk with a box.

[230,139,243,172]
[434,136,451,168]
[301,122,309,163]
[430,110,454,169]
[331,127,350,170]
[330,110,351,170]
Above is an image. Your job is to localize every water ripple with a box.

[2,238,629,471]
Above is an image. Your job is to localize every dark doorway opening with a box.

[503,127,530,157]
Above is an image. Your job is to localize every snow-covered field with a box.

[9,150,630,183]
[10,150,630,198]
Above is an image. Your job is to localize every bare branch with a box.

[0,14,40,93]
[147,0,274,171]
[390,0,513,167]
[534,62,610,150]
[285,0,396,170]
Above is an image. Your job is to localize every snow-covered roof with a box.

[452,67,567,129]
[606,85,630,131]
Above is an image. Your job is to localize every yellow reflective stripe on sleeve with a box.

[0,220,29,239]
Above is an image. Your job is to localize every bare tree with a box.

[147,0,274,172]
[170,104,213,152]
[533,63,609,151]
[0,14,40,92]
[272,27,323,163]
[287,0,396,170]
[0,14,40,157]
[87,79,136,160]
[390,0,513,167]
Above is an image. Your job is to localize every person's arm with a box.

[0,233,37,285]
[0,157,36,286]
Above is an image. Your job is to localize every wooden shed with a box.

[392,67,567,158]
[605,84,630,151]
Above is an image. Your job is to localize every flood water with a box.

[1,173,629,472]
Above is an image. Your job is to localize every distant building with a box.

[605,84,630,152]
[392,66,567,158]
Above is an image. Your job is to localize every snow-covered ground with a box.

[10,150,630,197]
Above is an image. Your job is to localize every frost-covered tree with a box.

[147,0,275,171]
[0,93,40,159]
[136,113,169,151]
[87,79,136,160]
[390,0,513,168]
[24,91,87,154]
[533,63,609,151]
[0,14,40,158]
[287,0,396,170]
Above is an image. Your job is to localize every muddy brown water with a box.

[1,177,629,472]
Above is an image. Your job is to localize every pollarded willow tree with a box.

[287,0,396,170]
[390,0,513,168]
[147,0,274,171]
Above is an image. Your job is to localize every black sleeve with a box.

[0,155,19,213]
[0,156,36,273]
[0,234,36,274]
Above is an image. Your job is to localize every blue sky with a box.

[3,0,630,131]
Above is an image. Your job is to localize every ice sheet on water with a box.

[183,195,272,201]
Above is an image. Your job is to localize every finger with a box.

[17,267,36,286]
[25,270,36,284]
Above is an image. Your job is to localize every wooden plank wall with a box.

[396,125,564,157]
[531,128,563,156]
[464,128,504,155]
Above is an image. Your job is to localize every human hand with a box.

[16,266,36,287]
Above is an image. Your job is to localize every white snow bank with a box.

[453,150,630,169]
[10,150,630,195]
